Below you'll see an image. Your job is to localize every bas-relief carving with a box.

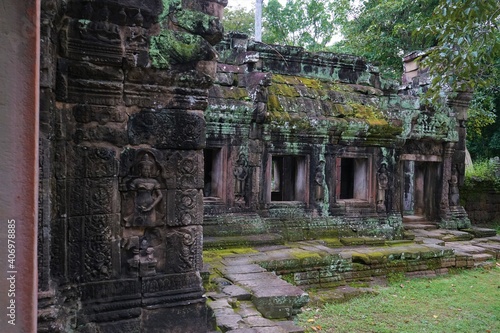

[128,109,206,149]
[123,153,165,228]
[314,160,325,202]
[403,140,443,156]
[142,272,203,296]
[173,189,203,226]
[377,163,389,212]
[44,0,224,329]
[121,151,166,277]
[67,214,119,283]
[234,153,249,204]
[449,164,460,207]
[165,226,202,274]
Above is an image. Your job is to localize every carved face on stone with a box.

[138,154,156,178]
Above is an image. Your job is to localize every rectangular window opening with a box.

[270,155,307,202]
[204,149,223,200]
[338,158,368,200]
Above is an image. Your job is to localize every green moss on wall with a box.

[269,83,300,97]
[150,30,205,69]
[150,0,218,68]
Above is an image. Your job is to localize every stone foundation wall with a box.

[462,184,500,225]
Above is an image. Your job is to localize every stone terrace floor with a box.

[205,227,499,333]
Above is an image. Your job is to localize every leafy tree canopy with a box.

[223,6,255,36]
[332,0,439,79]
[420,0,500,100]
[263,0,349,52]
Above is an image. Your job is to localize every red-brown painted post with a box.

[0,0,40,332]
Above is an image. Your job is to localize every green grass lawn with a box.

[298,266,500,333]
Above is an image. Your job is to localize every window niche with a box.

[269,155,308,202]
[204,148,226,201]
[336,157,369,200]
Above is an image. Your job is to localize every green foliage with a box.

[467,90,497,140]
[263,0,348,51]
[223,6,254,36]
[332,0,439,79]
[464,158,500,190]
[421,0,500,102]
[386,271,405,285]
[298,267,500,333]
[467,67,500,159]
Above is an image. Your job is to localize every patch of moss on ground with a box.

[203,247,257,264]
[290,249,322,260]
[319,238,343,247]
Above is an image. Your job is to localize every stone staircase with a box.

[402,215,439,230]
[207,254,307,333]
[206,228,499,332]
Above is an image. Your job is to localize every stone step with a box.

[207,294,305,332]
[472,253,494,263]
[461,227,497,238]
[412,229,474,242]
[402,215,428,223]
[216,255,309,320]
[204,234,285,249]
[472,243,500,260]
[403,223,438,230]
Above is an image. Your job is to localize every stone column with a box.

[0,0,40,332]
[439,142,455,220]
[38,0,226,332]
[448,91,473,184]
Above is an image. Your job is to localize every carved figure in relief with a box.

[234,153,248,202]
[449,164,460,206]
[314,161,325,201]
[125,236,157,276]
[124,153,164,227]
[377,163,389,212]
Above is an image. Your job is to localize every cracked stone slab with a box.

[444,244,489,254]
[237,302,262,318]
[216,314,248,332]
[225,272,279,282]
[276,320,305,333]
[253,326,288,333]
[222,285,252,300]
[419,237,445,246]
[221,264,267,274]
[244,315,278,327]
[209,299,232,310]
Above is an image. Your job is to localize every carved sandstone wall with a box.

[202,36,471,242]
[38,1,226,332]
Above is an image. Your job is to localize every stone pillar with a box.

[448,91,473,184]
[38,0,226,332]
[439,142,454,220]
[0,0,40,332]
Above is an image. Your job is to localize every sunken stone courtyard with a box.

[9,0,495,332]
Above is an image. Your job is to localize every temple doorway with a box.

[402,160,441,221]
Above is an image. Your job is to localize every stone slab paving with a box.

[412,229,474,241]
[208,232,498,333]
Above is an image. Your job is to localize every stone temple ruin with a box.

[202,35,471,244]
[4,0,485,332]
